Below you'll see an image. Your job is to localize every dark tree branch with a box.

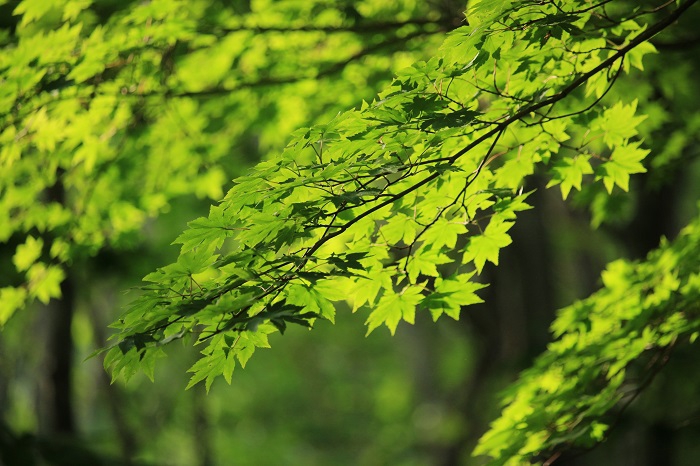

[298,0,698,265]
[102,0,699,351]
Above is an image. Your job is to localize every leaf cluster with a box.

[475,208,700,464]
[104,0,675,397]
[0,0,452,325]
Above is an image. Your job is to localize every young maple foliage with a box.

[474,214,700,464]
[103,0,699,462]
[103,0,690,376]
[0,0,447,327]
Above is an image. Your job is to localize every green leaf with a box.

[420,219,467,249]
[348,270,392,312]
[595,100,647,147]
[237,211,291,247]
[14,0,58,25]
[380,213,418,245]
[366,285,424,335]
[598,142,649,192]
[627,41,657,71]
[173,216,231,252]
[420,108,479,130]
[463,218,514,273]
[235,323,275,369]
[423,273,486,321]
[286,283,337,323]
[186,336,231,392]
[547,155,594,199]
[404,245,451,283]
[0,287,27,326]
[13,236,44,272]
[186,350,228,392]
[27,263,65,304]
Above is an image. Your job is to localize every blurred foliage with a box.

[475,212,700,464]
[2,0,700,465]
[0,0,450,324]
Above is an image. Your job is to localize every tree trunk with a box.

[41,175,76,436]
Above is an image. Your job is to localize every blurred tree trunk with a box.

[46,276,76,434]
[88,290,138,466]
[41,176,75,436]
[193,384,214,466]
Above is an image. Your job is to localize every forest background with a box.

[1,0,700,465]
